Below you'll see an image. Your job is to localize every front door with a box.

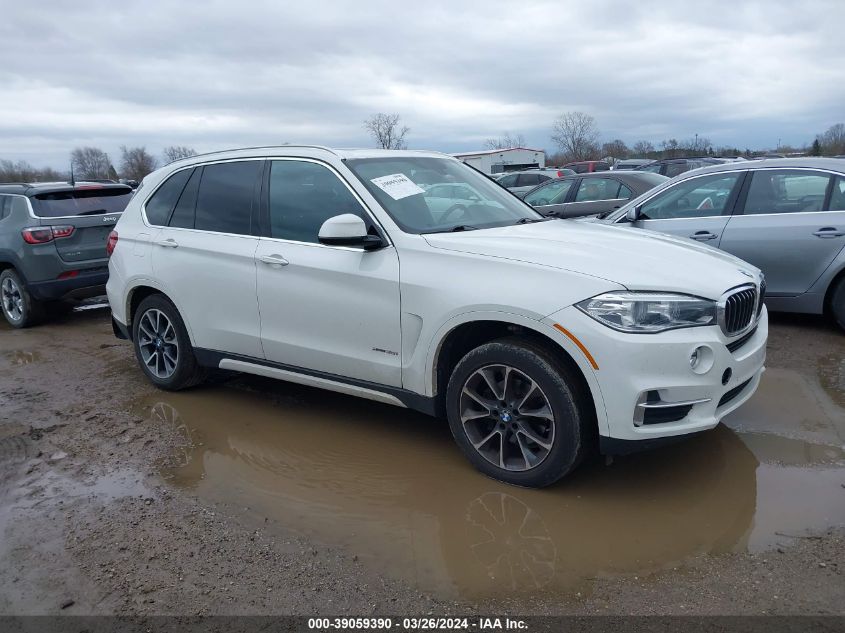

[622,171,745,246]
[255,159,402,387]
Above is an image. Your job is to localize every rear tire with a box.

[831,277,845,331]
[132,294,206,390]
[0,269,44,328]
[445,337,592,488]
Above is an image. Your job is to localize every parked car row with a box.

[2,147,843,488]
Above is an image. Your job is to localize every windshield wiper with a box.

[75,208,110,216]
[426,224,480,234]
[514,217,547,224]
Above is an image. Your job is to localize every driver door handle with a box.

[155,238,179,248]
[690,231,718,241]
[259,254,289,266]
[813,227,844,238]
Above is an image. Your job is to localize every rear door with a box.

[30,186,133,263]
[719,169,845,296]
[621,171,745,245]
[149,160,264,358]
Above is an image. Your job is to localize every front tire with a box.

[132,294,206,390]
[0,269,43,328]
[446,337,591,488]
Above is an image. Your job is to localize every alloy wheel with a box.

[459,364,555,471]
[1,277,24,322]
[137,308,179,379]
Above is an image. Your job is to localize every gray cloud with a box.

[1,0,842,167]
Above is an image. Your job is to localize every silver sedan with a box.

[602,158,845,329]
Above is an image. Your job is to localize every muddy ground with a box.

[0,305,843,616]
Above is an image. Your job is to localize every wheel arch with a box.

[125,281,196,345]
[823,262,845,316]
[426,313,609,436]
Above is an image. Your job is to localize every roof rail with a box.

[162,144,338,167]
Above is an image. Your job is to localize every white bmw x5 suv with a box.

[107,146,767,487]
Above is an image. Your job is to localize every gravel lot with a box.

[0,305,843,615]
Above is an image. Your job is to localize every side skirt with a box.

[194,348,437,417]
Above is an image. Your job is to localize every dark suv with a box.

[0,181,133,327]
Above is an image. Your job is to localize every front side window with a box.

[638,172,742,220]
[194,160,261,235]
[268,160,367,243]
[640,163,663,174]
[523,179,574,207]
[743,170,831,215]
[347,156,541,233]
[574,177,625,203]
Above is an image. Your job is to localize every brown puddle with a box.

[130,368,845,601]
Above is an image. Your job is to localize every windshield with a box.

[345,156,543,233]
[32,187,132,218]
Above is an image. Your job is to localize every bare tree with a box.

[483,132,527,150]
[120,146,158,181]
[163,145,198,163]
[71,147,112,180]
[550,112,600,162]
[632,140,655,157]
[601,139,629,160]
[363,113,409,149]
[0,159,65,183]
[817,123,845,155]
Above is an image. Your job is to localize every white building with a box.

[451,147,546,175]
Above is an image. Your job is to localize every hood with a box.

[422,220,760,300]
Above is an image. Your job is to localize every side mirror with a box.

[318,214,384,249]
[625,206,641,222]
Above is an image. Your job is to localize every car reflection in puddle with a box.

[136,373,845,601]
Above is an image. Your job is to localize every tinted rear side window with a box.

[0,195,11,220]
[169,168,201,229]
[195,161,261,235]
[31,187,132,218]
[145,169,192,226]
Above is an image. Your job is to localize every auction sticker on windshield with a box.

[370,173,425,200]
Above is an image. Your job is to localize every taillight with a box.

[21,226,75,244]
[106,230,118,257]
[51,225,75,239]
[556,170,564,177]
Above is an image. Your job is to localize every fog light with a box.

[689,345,714,375]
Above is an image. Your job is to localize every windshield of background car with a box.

[31,187,133,218]
[346,157,542,233]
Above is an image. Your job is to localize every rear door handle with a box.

[259,254,289,266]
[812,227,844,238]
[690,231,718,241]
[154,239,179,248]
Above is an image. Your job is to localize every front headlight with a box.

[576,292,717,333]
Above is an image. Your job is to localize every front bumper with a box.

[547,305,768,443]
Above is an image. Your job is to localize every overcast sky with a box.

[1,0,843,168]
